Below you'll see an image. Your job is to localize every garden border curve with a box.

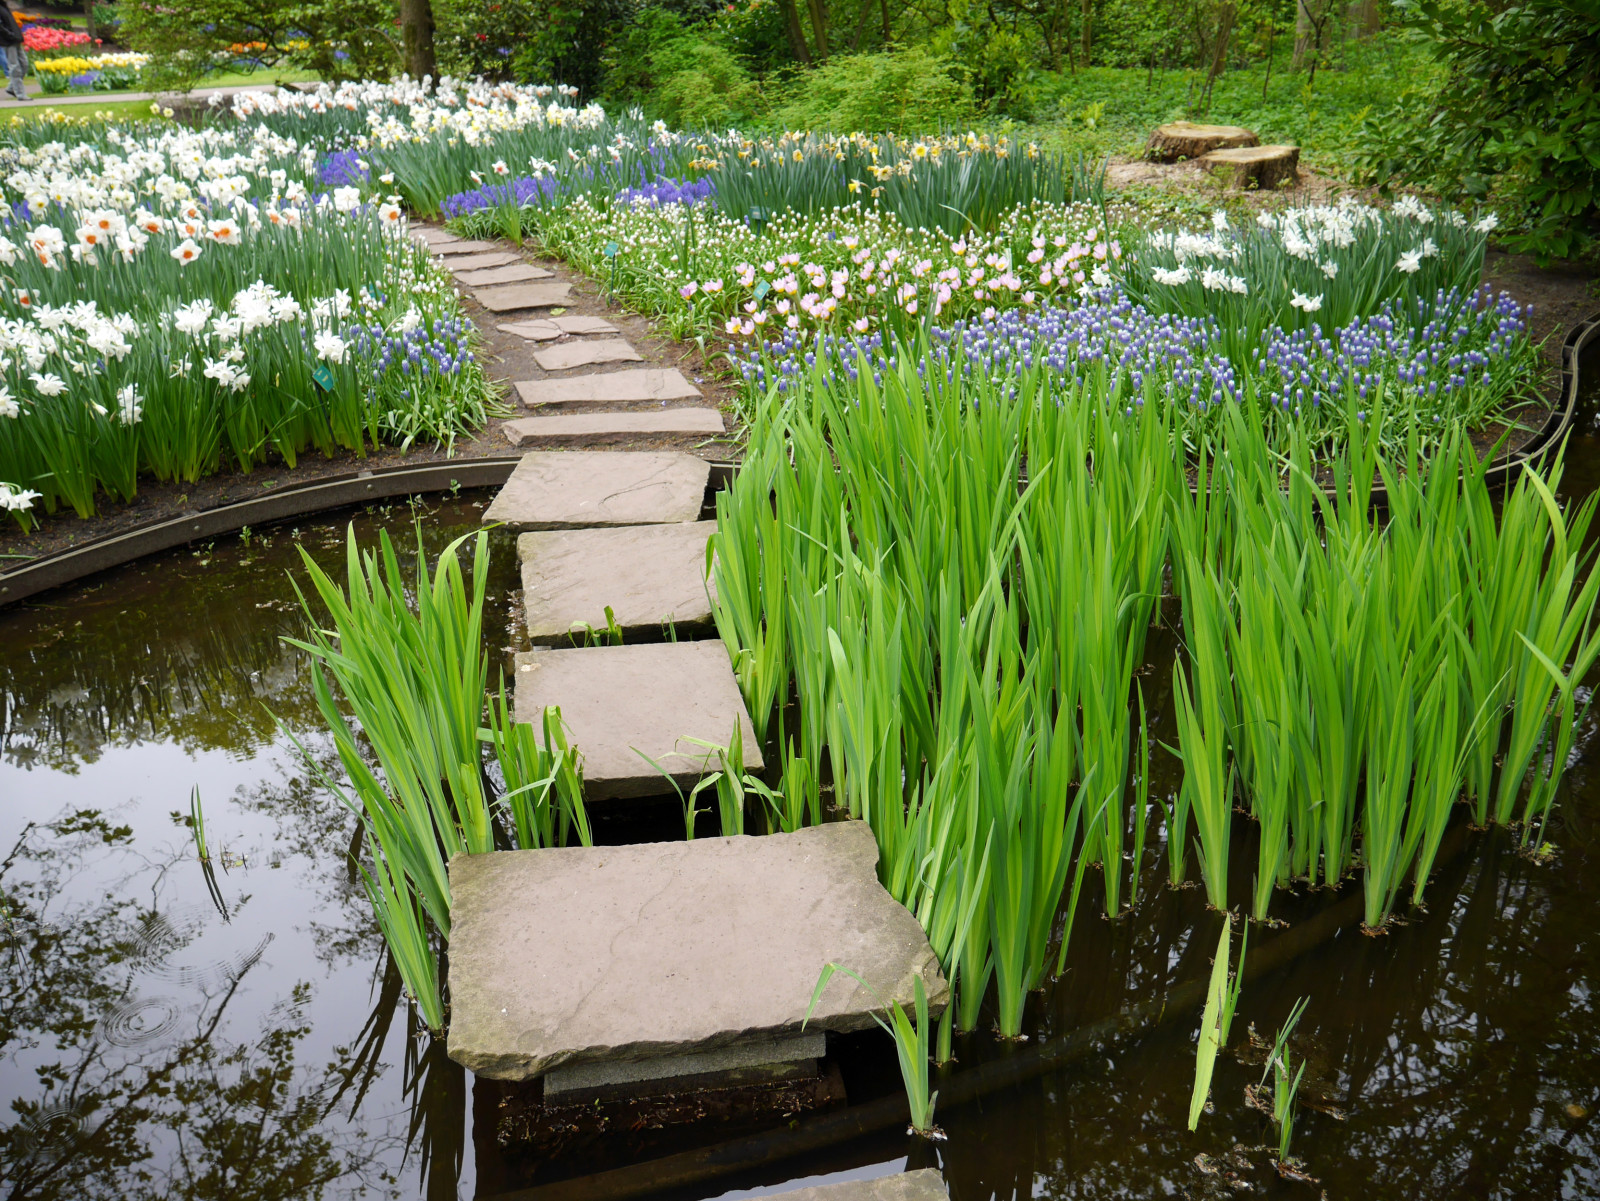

[0,310,1595,610]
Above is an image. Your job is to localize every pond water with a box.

[3,349,1598,1201]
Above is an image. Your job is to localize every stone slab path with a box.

[518,523,715,645]
[434,222,954,1136]
[445,822,948,1078]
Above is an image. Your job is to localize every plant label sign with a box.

[312,364,337,392]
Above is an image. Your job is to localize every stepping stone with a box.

[502,409,725,448]
[517,367,702,408]
[483,450,709,530]
[430,239,503,256]
[552,315,618,336]
[1147,121,1259,162]
[511,641,762,798]
[498,319,563,342]
[445,251,521,273]
[446,820,949,1079]
[455,263,553,287]
[748,1172,950,1201]
[411,227,460,245]
[518,522,715,644]
[533,339,644,372]
[1203,144,1301,190]
[474,281,575,312]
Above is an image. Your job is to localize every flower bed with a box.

[0,123,493,530]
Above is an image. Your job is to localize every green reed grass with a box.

[284,524,590,1031]
[806,965,942,1138]
[1189,917,1246,1132]
[1260,997,1309,1165]
[712,334,1600,1041]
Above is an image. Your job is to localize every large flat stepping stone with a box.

[430,239,504,256]
[512,641,761,798]
[517,367,702,408]
[518,522,714,644]
[455,263,553,287]
[750,1172,950,1201]
[444,251,521,272]
[483,450,709,530]
[474,281,575,312]
[503,409,725,448]
[1147,121,1259,162]
[533,339,643,371]
[411,228,460,245]
[446,820,949,1079]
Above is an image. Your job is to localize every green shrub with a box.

[765,47,975,132]
[657,41,765,126]
[1353,0,1600,261]
[602,10,765,124]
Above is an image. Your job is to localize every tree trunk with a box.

[806,0,829,60]
[400,0,437,83]
[880,0,893,46]
[1079,0,1092,64]
[1292,0,1313,69]
[781,0,814,64]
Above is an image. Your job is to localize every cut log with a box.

[1146,121,1260,162]
[1202,144,1301,191]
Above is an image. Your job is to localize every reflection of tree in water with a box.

[0,496,521,775]
[0,811,406,1200]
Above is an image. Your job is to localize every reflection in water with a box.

[0,494,518,1201]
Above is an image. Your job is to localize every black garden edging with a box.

[1,312,1594,610]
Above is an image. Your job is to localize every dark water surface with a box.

[3,352,1599,1200]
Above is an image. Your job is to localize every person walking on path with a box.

[0,2,26,101]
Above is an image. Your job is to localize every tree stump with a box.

[1146,122,1260,162]
[1202,144,1302,191]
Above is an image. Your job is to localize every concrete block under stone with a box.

[511,641,760,799]
[517,522,715,644]
[542,1030,824,1103]
[502,409,725,448]
[430,239,503,256]
[533,339,644,372]
[746,1171,951,1201]
[446,821,948,1079]
[517,368,702,408]
[482,450,709,530]
[552,315,618,335]
[443,251,521,273]
[455,264,554,287]
[474,282,575,312]
[498,320,563,342]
